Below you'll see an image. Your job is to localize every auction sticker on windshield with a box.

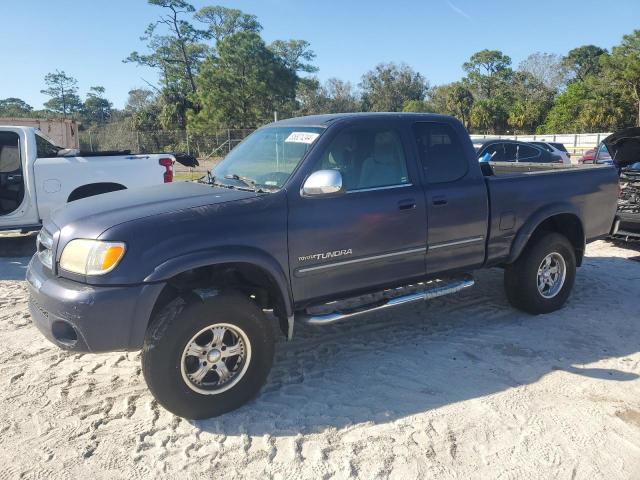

[285,132,320,144]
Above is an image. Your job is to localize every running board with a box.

[298,275,475,325]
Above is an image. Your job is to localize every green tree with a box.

[518,52,566,91]
[359,62,428,112]
[562,45,608,82]
[462,50,513,132]
[83,86,112,124]
[539,76,632,133]
[296,77,359,115]
[125,0,209,127]
[41,70,82,118]
[295,78,328,115]
[402,99,429,112]
[445,82,474,129]
[269,40,318,74]
[604,30,640,126]
[463,49,513,98]
[416,82,474,128]
[470,98,508,134]
[195,5,261,43]
[507,71,554,133]
[189,31,297,130]
[423,85,449,114]
[125,88,162,131]
[0,98,33,117]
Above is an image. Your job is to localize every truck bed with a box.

[483,163,619,265]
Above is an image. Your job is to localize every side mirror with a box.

[301,169,344,197]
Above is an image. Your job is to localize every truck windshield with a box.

[213,126,324,190]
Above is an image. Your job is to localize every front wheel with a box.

[504,232,576,314]
[142,291,275,419]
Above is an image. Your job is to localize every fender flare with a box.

[144,245,294,327]
[507,202,585,264]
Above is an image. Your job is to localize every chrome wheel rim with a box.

[537,252,566,299]
[180,323,251,395]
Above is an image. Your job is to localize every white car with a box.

[530,141,572,164]
[0,126,194,232]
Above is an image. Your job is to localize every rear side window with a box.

[532,142,553,152]
[0,132,20,173]
[481,143,505,162]
[413,122,467,183]
[503,143,517,162]
[35,134,60,158]
[550,142,568,152]
[517,144,542,162]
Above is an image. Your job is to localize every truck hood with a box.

[47,182,259,239]
[603,128,640,168]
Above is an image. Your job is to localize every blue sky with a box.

[2,0,639,109]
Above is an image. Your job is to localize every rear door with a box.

[287,121,428,303]
[412,122,488,274]
[0,130,31,228]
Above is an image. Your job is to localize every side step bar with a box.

[298,275,475,325]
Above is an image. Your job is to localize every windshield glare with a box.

[213,126,324,190]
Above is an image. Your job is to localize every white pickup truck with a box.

[0,126,195,232]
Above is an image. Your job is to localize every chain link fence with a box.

[78,127,255,160]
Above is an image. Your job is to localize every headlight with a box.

[59,239,126,275]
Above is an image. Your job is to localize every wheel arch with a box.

[67,182,127,202]
[508,206,586,266]
[144,247,294,339]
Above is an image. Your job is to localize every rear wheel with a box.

[142,291,274,419]
[504,232,576,314]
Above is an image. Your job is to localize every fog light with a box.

[51,320,78,346]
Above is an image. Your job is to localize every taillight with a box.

[159,158,173,183]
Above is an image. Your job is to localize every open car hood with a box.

[603,128,640,169]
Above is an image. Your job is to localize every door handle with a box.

[432,195,448,206]
[398,199,416,210]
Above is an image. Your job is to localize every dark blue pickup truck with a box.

[26,113,619,419]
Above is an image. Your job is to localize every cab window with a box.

[35,134,60,158]
[315,127,409,191]
[413,122,467,183]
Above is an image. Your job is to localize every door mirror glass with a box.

[301,169,344,197]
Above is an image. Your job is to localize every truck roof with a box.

[269,112,457,128]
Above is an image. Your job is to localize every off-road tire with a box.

[141,291,275,419]
[504,232,576,314]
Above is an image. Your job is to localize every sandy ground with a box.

[0,238,639,479]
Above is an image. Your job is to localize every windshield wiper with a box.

[223,173,276,193]
[224,173,257,190]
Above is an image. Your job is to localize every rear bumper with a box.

[612,212,640,239]
[26,256,165,353]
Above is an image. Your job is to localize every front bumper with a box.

[26,256,165,353]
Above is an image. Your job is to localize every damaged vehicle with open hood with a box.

[606,127,640,240]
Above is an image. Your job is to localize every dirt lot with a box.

[0,238,639,479]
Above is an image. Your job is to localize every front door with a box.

[0,131,26,219]
[288,122,427,304]
[412,122,488,274]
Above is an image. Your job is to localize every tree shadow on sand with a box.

[194,254,640,436]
